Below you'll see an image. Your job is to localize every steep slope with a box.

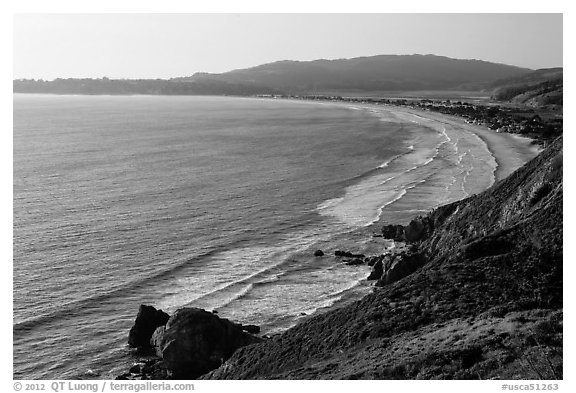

[491,68,563,107]
[203,137,563,380]
[189,54,531,93]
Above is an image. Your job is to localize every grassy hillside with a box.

[188,54,531,93]
[491,68,563,108]
[15,55,534,96]
[203,136,563,380]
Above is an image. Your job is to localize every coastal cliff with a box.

[201,136,563,379]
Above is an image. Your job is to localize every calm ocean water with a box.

[13,94,496,379]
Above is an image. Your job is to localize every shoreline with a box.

[333,101,542,184]
[281,101,543,325]
[275,96,541,184]
[199,137,562,380]
[381,105,543,182]
[217,98,544,325]
[117,98,553,380]
[258,99,543,336]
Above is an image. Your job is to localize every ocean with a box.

[13,94,498,379]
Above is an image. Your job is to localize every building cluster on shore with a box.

[257,94,563,146]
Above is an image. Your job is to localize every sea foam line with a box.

[317,138,443,227]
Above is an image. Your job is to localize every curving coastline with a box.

[200,135,562,380]
[316,102,541,233]
[118,102,562,379]
[282,98,542,186]
[381,105,543,182]
[291,102,544,326]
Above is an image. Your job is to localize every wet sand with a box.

[377,105,542,182]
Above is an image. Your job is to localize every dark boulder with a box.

[345,258,365,266]
[377,252,426,286]
[128,305,170,349]
[404,216,433,242]
[383,254,396,271]
[366,256,381,267]
[122,358,170,380]
[314,250,324,257]
[381,224,405,241]
[129,364,141,374]
[382,218,433,243]
[367,258,384,280]
[151,308,262,379]
[335,250,365,258]
[150,325,166,349]
[143,360,171,379]
[241,324,261,334]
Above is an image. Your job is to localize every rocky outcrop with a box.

[366,258,384,280]
[365,256,381,267]
[150,308,262,379]
[116,358,170,380]
[376,252,425,286]
[381,224,405,241]
[202,136,563,380]
[150,325,166,349]
[128,305,170,349]
[334,250,365,259]
[240,324,261,334]
[404,217,433,242]
[345,258,365,266]
[364,251,426,285]
[381,216,434,243]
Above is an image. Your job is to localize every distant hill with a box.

[14,55,534,96]
[185,54,532,93]
[491,68,563,108]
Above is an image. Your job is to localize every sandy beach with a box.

[304,98,542,187]
[296,99,547,325]
[283,98,545,233]
[376,105,542,183]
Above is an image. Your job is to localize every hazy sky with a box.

[13,13,563,80]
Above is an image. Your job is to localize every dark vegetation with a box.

[15,57,562,149]
[491,68,563,108]
[188,54,531,93]
[14,54,532,96]
[115,72,562,380]
[13,77,281,96]
[200,137,562,380]
[34,54,561,380]
[409,100,562,146]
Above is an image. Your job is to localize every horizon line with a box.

[13,53,563,82]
